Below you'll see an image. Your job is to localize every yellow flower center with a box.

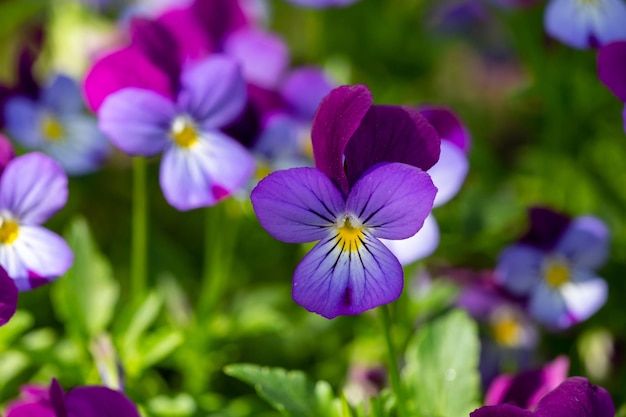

[41,114,65,142]
[170,117,199,148]
[544,260,570,288]
[0,219,19,244]
[491,316,523,348]
[336,216,365,252]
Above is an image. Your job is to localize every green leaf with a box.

[52,217,119,338]
[224,364,332,417]
[402,309,481,417]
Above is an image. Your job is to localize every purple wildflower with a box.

[544,0,626,49]
[598,40,626,132]
[4,74,109,175]
[251,85,439,319]
[382,107,470,264]
[6,379,140,417]
[471,376,615,417]
[496,207,609,329]
[0,152,73,290]
[98,55,254,211]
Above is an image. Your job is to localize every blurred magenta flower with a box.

[0,133,15,175]
[544,0,626,49]
[99,55,254,210]
[496,207,609,328]
[0,152,73,290]
[6,379,140,417]
[251,85,439,318]
[383,107,470,264]
[471,377,614,417]
[598,40,626,131]
[0,265,18,326]
[485,356,569,408]
[4,75,110,176]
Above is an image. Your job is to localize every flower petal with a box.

[0,153,68,224]
[284,0,360,8]
[0,134,14,175]
[560,276,607,324]
[535,377,615,417]
[496,245,544,296]
[381,214,439,265]
[344,105,440,189]
[251,167,344,243]
[129,17,181,86]
[65,386,140,417]
[528,284,568,328]
[42,75,83,115]
[556,216,609,270]
[159,132,254,211]
[470,404,534,417]
[419,106,471,153]
[98,88,174,156]
[281,67,335,120]
[598,41,626,102]
[0,267,17,326]
[8,225,73,290]
[4,97,43,148]
[519,207,571,251]
[224,28,289,89]
[346,163,437,240]
[177,56,247,129]
[292,232,403,319]
[311,85,372,193]
[428,140,469,207]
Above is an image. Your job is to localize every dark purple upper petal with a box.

[598,41,626,102]
[534,377,615,417]
[518,207,571,251]
[49,379,68,417]
[311,85,372,194]
[418,106,471,152]
[344,105,440,189]
[0,266,18,326]
[64,386,140,417]
[471,404,533,417]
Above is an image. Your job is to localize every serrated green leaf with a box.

[224,364,328,417]
[52,217,118,338]
[403,309,480,417]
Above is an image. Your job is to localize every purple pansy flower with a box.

[0,265,18,326]
[471,377,615,417]
[496,207,609,328]
[99,55,254,210]
[4,74,110,176]
[485,356,569,409]
[0,152,73,291]
[6,379,140,417]
[544,0,626,49]
[382,107,470,264]
[598,40,626,132]
[251,85,439,319]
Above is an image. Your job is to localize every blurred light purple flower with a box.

[471,376,614,417]
[544,0,626,49]
[0,152,73,291]
[6,379,140,417]
[99,55,254,211]
[282,0,360,8]
[251,85,439,318]
[4,75,110,176]
[496,207,609,329]
[598,40,626,132]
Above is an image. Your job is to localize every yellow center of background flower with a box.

[336,217,364,252]
[171,118,199,148]
[544,261,570,288]
[41,115,65,142]
[0,220,19,244]
[491,316,523,348]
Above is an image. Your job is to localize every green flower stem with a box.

[380,304,408,417]
[131,157,148,302]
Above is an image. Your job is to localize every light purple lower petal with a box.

[556,216,609,270]
[428,140,469,207]
[251,167,344,243]
[0,152,68,224]
[598,41,626,101]
[560,275,607,324]
[381,214,439,265]
[346,163,436,240]
[98,88,174,156]
[160,131,254,211]
[528,284,568,328]
[496,245,544,296]
[293,232,403,319]
[65,386,140,417]
[7,225,73,290]
[0,267,17,326]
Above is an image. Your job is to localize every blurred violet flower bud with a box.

[0,153,73,291]
[496,207,610,329]
[251,85,440,318]
[544,0,626,49]
[4,74,110,176]
[382,106,470,264]
[471,376,614,417]
[6,379,140,417]
[598,40,626,132]
[344,364,388,405]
